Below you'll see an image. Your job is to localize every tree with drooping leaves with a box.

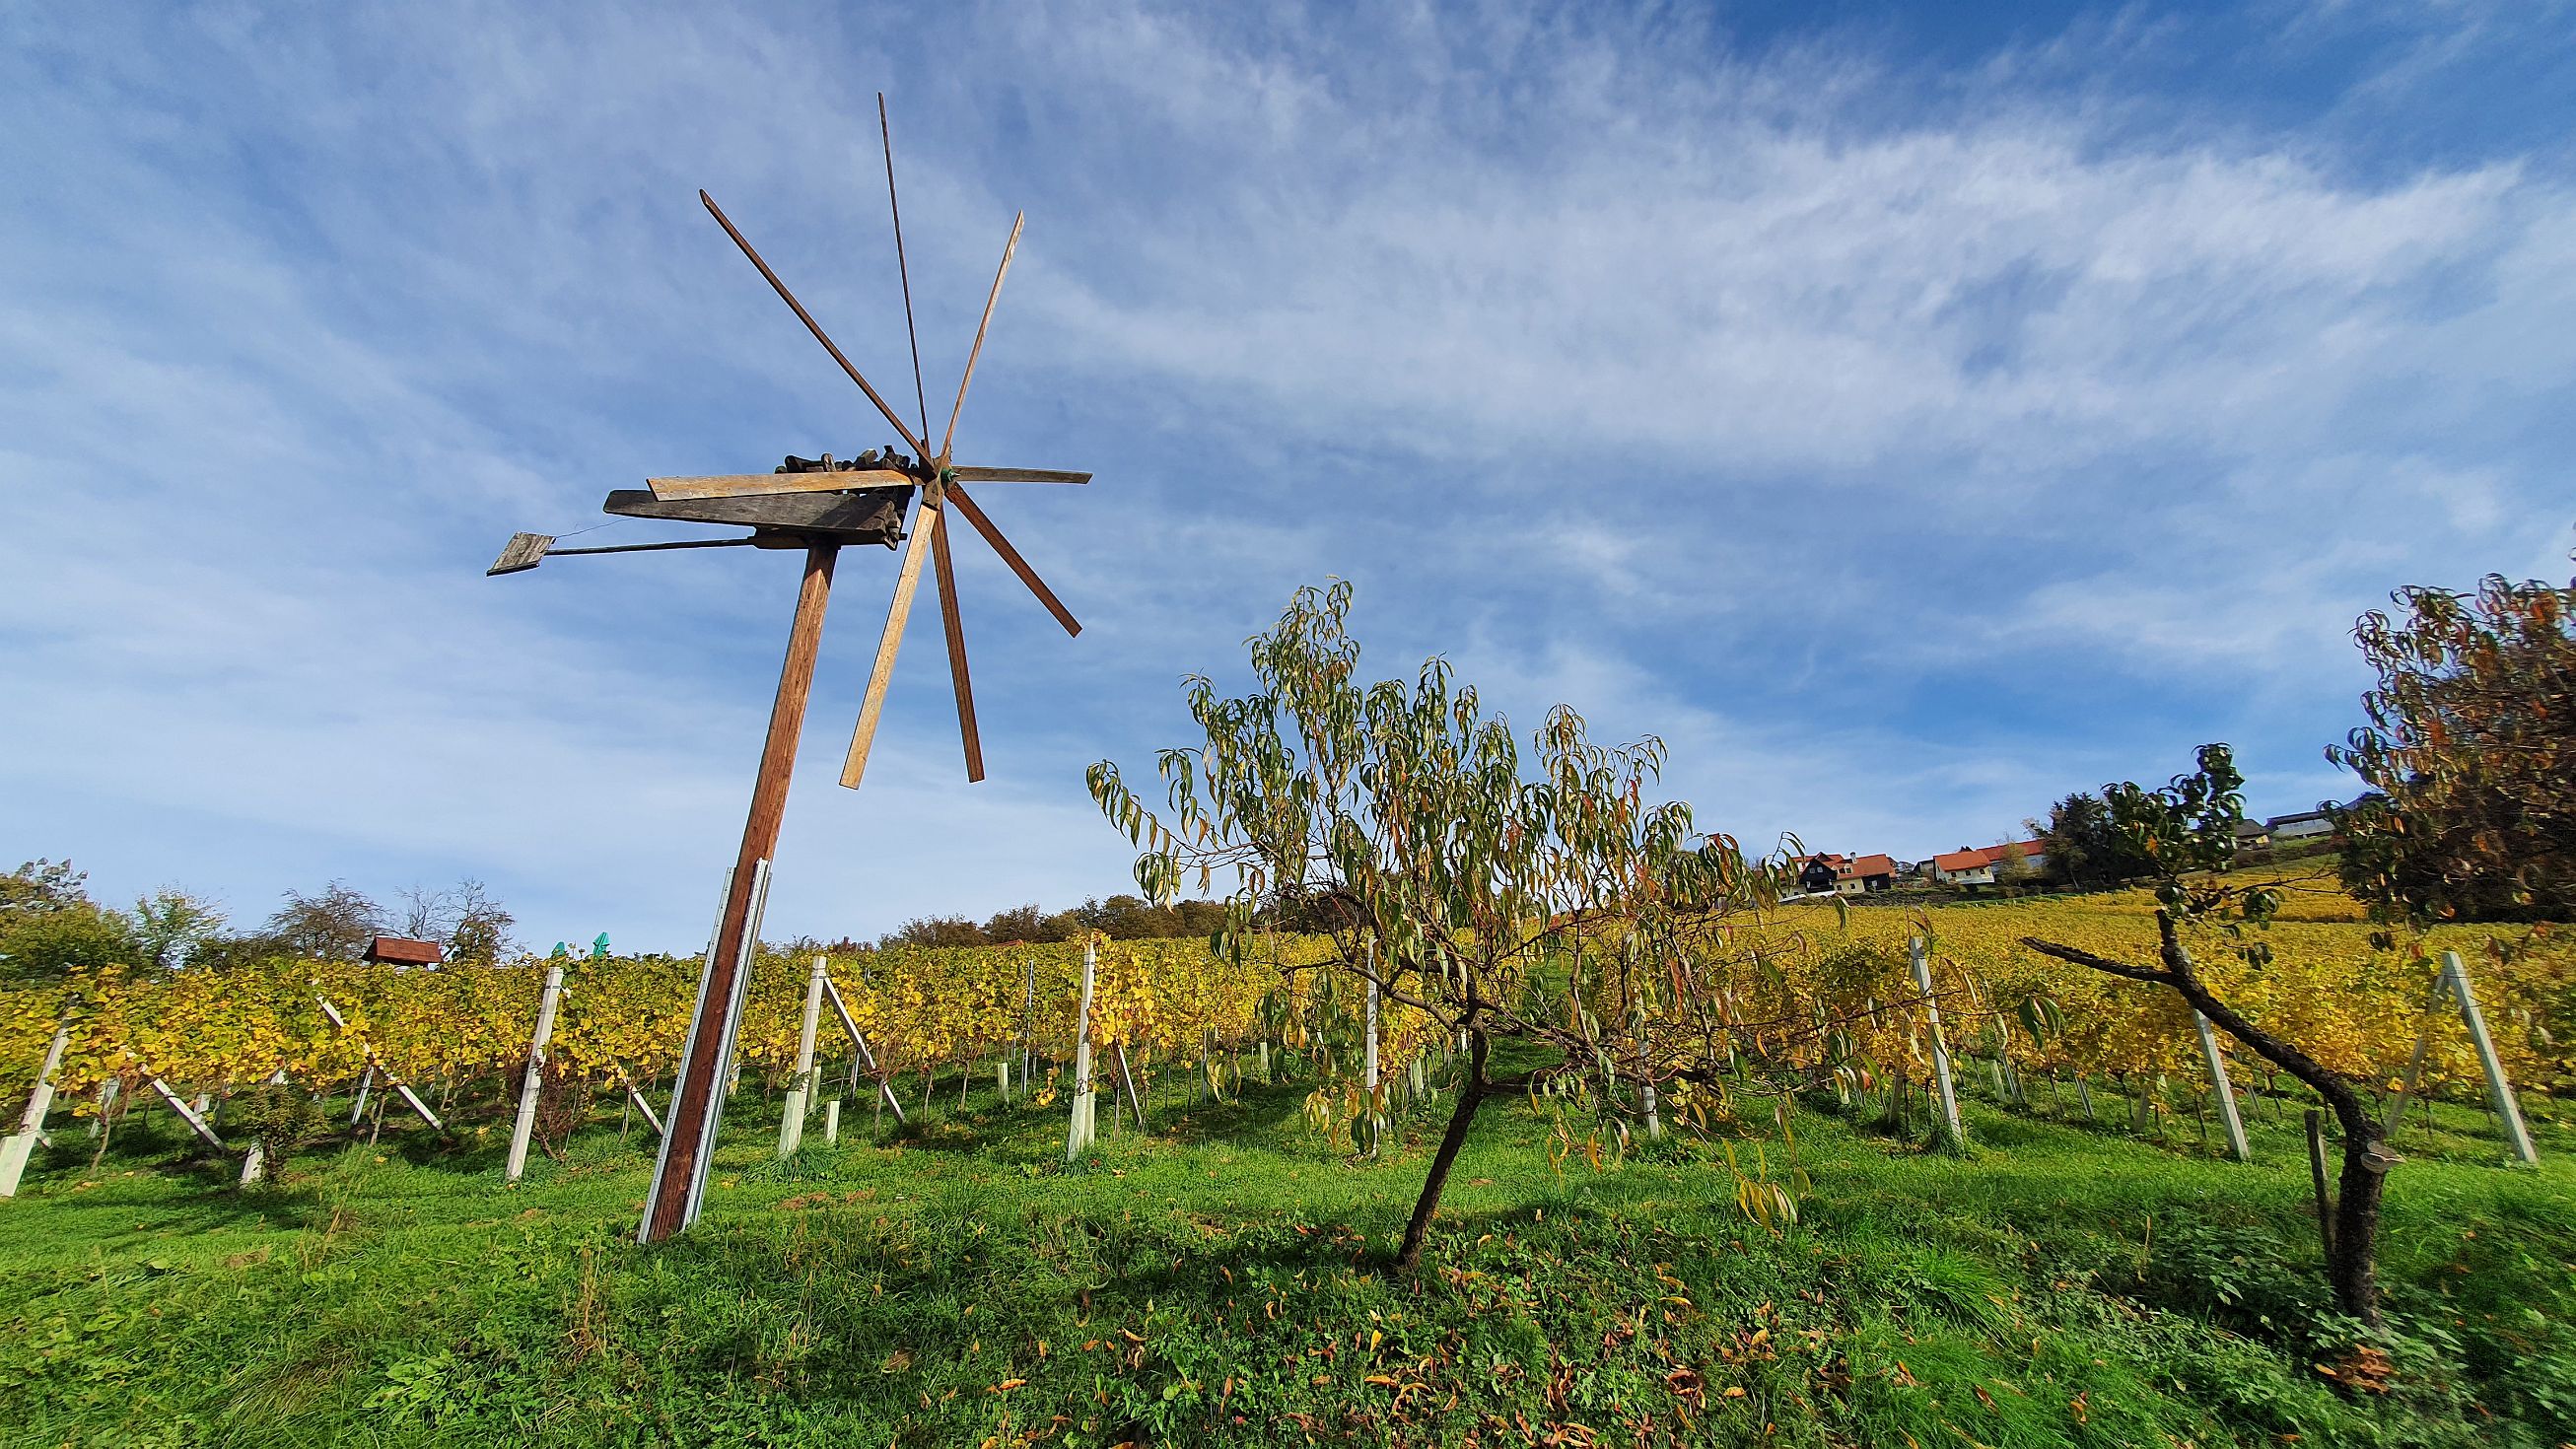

[1087,581,1821,1271]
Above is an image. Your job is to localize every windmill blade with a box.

[951,466,1089,485]
[841,493,942,790]
[940,212,1023,463]
[649,469,914,502]
[698,189,928,461]
[929,507,985,782]
[877,93,932,448]
[943,482,1080,638]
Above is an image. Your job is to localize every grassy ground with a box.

[1,1060,2571,1448]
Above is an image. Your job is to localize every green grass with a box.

[2,1062,2571,1448]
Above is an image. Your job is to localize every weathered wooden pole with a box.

[505,964,567,1183]
[642,541,839,1244]
[2444,951,2538,1165]
[0,1018,73,1197]
[1066,936,1097,1161]
[1910,937,1964,1147]
[779,955,830,1157]
[2193,1009,2252,1162]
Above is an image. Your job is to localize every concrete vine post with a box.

[2444,951,2539,1165]
[778,955,829,1158]
[2192,1007,2252,1162]
[1066,936,1098,1161]
[1911,937,1965,1149]
[505,964,566,1184]
[0,1017,73,1198]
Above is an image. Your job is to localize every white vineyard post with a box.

[2192,1009,2252,1162]
[824,1099,840,1144]
[348,1064,375,1129]
[614,1062,666,1138]
[315,998,444,1131]
[1067,937,1098,1161]
[146,1075,227,1149]
[1910,937,1965,1148]
[506,964,567,1184]
[2444,951,2539,1165]
[0,1018,73,1197]
[1363,942,1382,1156]
[820,974,906,1127]
[778,956,829,1158]
[2383,1010,2439,1137]
[241,1068,290,1186]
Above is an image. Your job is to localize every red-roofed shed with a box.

[364,935,446,966]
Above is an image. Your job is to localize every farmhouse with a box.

[363,935,445,966]
[2266,808,2335,842]
[1925,840,2048,887]
[1835,853,1900,894]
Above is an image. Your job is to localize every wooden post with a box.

[2304,1108,2337,1261]
[505,964,567,1183]
[642,540,838,1245]
[0,1018,72,1197]
[1911,937,1964,1148]
[1067,937,1097,1161]
[2444,951,2539,1165]
[779,956,830,1157]
[2193,1010,2251,1162]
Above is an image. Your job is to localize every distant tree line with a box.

[0,864,516,986]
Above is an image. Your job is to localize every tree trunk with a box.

[2026,917,2392,1325]
[1396,1029,1487,1274]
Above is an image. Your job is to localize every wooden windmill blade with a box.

[942,483,1081,637]
[928,506,984,781]
[841,489,941,790]
[698,189,928,461]
[942,212,1022,460]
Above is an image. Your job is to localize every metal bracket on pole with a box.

[679,858,771,1230]
[1911,937,1965,1148]
[642,866,736,1238]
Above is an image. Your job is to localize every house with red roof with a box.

[1925,840,2048,887]
[1833,853,1900,895]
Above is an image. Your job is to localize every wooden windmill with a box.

[489,98,1085,1243]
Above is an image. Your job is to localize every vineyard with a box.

[6,883,2566,1172]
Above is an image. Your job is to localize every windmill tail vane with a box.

[486,94,1086,792]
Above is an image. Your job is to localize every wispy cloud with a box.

[3,0,2569,945]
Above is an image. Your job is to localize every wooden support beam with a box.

[641,542,839,1244]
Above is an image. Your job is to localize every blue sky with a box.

[4,1,2570,952]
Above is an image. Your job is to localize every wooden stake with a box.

[505,964,566,1183]
[820,974,907,1126]
[2304,1108,2336,1261]
[642,541,838,1244]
